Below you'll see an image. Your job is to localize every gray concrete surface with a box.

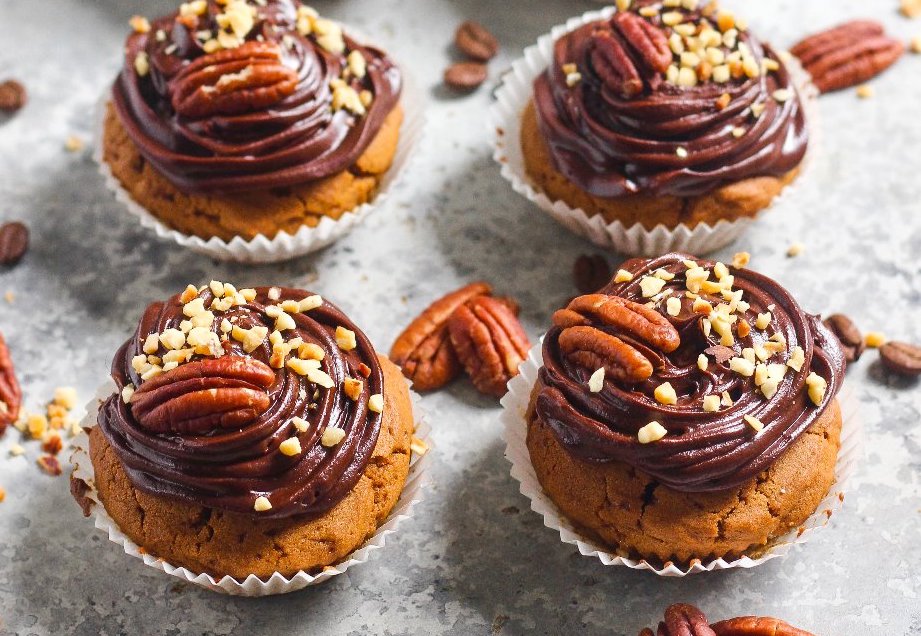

[0,0,919,633]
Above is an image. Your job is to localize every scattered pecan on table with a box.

[790,20,905,93]
[0,79,27,113]
[0,332,22,435]
[0,221,29,266]
[640,603,815,636]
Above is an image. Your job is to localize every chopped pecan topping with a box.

[790,20,905,93]
[0,332,22,434]
[129,356,276,434]
[448,296,531,397]
[711,616,815,636]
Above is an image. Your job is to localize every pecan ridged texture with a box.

[639,603,716,636]
[790,20,905,93]
[553,294,680,384]
[171,41,298,118]
[611,12,672,74]
[390,282,493,391]
[448,296,531,397]
[0,332,22,434]
[130,356,276,434]
[590,29,643,98]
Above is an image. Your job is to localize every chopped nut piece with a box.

[279,437,302,456]
[335,326,357,351]
[786,242,805,257]
[65,135,85,152]
[654,382,678,405]
[805,372,827,405]
[613,269,634,283]
[9,444,25,457]
[291,416,309,433]
[253,495,272,512]
[772,88,792,102]
[275,311,296,332]
[755,312,772,330]
[368,393,384,413]
[787,345,805,372]
[640,276,667,298]
[732,252,750,269]
[911,36,921,54]
[410,436,429,456]
[53,387,78,409]
[321,426,346,447]
[902,0,921,18]
[588,368,605,393]
[865,331,886,348]
[121,384,135,404]
[130,15,151,33]
[665,296,682,317]
[702,395,721,412]
[638,421,668,444]
[676,146,689,159]
[721,391,734,406]
[855,84,874,99]
[298,342,325,361]
[298,295,323,312]
[697,354,708,371]
[743,414,764,432]
[134,52,150,77]
[343,378,363,401]
[729,357,755,377]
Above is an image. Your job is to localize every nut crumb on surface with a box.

[856,84,874,99]
[865,331,887,348]
[65,135,85,152]
[786,242,805,257]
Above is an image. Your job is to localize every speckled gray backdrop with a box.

[0,0,919,634]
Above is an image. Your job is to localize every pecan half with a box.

[559,326,652,383]
[448,296,530,397]
[129,356,276,434]
[612,12,672,74]
[711,617,815,636]
[640,604,717,636]
[822,313,865,364]
[553,294,681,353]
[171,41,298,118]
[0,331,22,434]
[590,29,644,98]
[390,282,493,391]
[790,20,905,93]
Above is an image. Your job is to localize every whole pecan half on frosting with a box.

[790,20,904,93]
[171,41,298,118]
[589,29,644,98]
[611,11,672,74]
[390,282,493,391]
[0,332,22,433]
[552,293,681,382]
[448,296,531,397]
[129,356,276,434]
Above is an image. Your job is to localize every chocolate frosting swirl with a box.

[112,0,401,193]
[97,286,383,519]
[532,4,808,198]
[536,253,845,493]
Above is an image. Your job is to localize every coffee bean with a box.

[444,62,488,91]
[823,313,865,364]
[879,341,921,377]
[455,21,499,62]
[573,254,611,294]
[0,222,29,266]
[0,80,27,113]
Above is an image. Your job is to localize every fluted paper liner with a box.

[500,340,862,576]
[490,6,821,256]
[94,59,425,264]
[70,379,432,596]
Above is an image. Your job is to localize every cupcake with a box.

[640,603,815,636]
[80,282,414,580]
[521,1,808,232]
[102,0,403,242]
[525,253,845,563]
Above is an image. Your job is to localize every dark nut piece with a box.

[0,80,27,113]
[37,455,63,476]
[711,616,815,636]
[0,221,29,266]
[790,20,904,93]
[553,294,681,353]
[822,313,865,364]
[0,332,22,434]
[879,341,921,377]
[590,29,643,98]
[390,282,493,391]
[171,41,298,118]
[130,356,276,434]
[455,21,499,62]
[573,254,611,295]
[559,326,653,383]
[611,12,672,74]
[444,62,488,91]
[448,296,530,397]
[70,476,95,517]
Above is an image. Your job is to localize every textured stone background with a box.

[1,0,920,634]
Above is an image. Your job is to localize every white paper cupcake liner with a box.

[500,340,862,577]
[93,64,425,264]
[70,379,432,596]
[490,7,821,256]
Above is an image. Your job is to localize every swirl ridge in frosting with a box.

[112,0,401,193]
[536,253,845,493]
[97,284,385,519]
[532,1,808,198]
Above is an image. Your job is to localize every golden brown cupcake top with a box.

[536,253,845,492]
[532,0,807,198]
[112,0,401,194]
[96,282,387,519]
